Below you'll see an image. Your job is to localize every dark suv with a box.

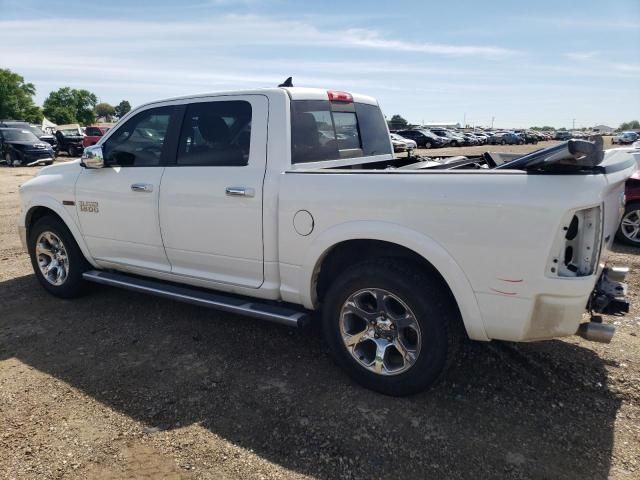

[396,129,445,148]
[0,128,55,166]
[0,120,57,153]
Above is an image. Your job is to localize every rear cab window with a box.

[291,96,391,164]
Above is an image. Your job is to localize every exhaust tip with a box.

[577,322,615,344]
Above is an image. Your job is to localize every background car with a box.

[390,133,416,152]
[429,128,465,147]
[519,132,539,144]
[612,131,639,145]
[0,120,58,153]
[396,129,445,148]
[83,125,111,148]
[55,124,84,157]
[616,171,640,247]
[0,128,55,166]
[489,132,523,145]
[554,131,572,140]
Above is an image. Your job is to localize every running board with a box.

[82,270,309,328]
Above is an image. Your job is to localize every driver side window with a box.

[103,106,174,166]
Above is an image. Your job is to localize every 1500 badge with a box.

[79,201,99,213]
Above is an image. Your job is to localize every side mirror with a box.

[81,145,104,169]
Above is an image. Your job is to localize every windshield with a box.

[28,126,45,137]
[2,129,39,142]
[59,129,81,136]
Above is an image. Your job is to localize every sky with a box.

[2,0,639,129]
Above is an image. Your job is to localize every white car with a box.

[17,87,636,395]
[390,133,417,151]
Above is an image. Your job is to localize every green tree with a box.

[95,102,115,121]
[387,114,408,130]
[530,126,555,131]
[619,120,640,130]
[43,87,97,125]
[114,100,131,118]
[0,68,43,123]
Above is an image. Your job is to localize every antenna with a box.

[278,77,293,87]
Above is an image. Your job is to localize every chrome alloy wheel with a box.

[35,231,69,286]
[339,288,422,376]
[621,208,640,244]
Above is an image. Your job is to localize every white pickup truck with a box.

[17,87,637,395]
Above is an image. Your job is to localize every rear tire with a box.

[28,216,91,298]
[322,259,462,396]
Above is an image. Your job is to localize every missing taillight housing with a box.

[549,206,602,277]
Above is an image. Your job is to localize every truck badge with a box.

[79,201,99,213]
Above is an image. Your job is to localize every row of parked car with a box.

[389,127,638,152]
[0,120,112,166]
[389,128,552,152]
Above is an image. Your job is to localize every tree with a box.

[530,126,555,131]
[0,68,43,123]
[387,114,408,130]
[95,102,115,121]
[114,100,131,118]
[619,120,640,130]
[43,87,97,125]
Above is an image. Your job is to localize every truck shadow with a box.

[0,274,622,479]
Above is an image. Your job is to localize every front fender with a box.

[301,220,488,341]
[21,195,98,268]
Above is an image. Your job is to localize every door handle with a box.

[226,187,255,198]
[131,183,153,193]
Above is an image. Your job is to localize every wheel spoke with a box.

[373,339,390,374]
[393,338,417,365]
[344,328,370,347]
[343,300,378,322]
[36,243,53,258]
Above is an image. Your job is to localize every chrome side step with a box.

[82,270,309,328]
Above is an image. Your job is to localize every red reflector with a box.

[327,90,353,103]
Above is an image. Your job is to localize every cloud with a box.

[0,14,517,59]
[565,50,599,61]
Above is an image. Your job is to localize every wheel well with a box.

[314,240,456,308]
[25,206,64,239]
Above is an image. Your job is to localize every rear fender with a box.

[302,221,489,341]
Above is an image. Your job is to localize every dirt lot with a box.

[1,147,639,479]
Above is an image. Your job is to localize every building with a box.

[592,125,615,134]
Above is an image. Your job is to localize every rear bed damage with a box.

[305,138,637,344]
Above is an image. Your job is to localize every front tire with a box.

[322,259,461,396]
[28,216,91,298]
[616,202,640,247]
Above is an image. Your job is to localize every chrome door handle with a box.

[226,187,255,197]
[131,183,153,193]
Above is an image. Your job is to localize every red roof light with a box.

[327,90,353,103]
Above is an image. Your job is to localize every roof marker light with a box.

[327,90,353,103]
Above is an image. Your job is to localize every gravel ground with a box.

[1,145,639,479]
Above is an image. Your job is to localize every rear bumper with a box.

[478,266,630,342]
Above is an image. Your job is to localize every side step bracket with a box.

[82,270,309,328]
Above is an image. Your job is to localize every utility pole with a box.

[572,118,576,130]
[463,112,466,128]
[491,116,495,129]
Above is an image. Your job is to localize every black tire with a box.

[322,259,462,396]
[5,152,16,167]
[424,141,432,149]
[28,215,91,298]
[616,202,640,247]
[500,139,506,145]
[451,141,458,147]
